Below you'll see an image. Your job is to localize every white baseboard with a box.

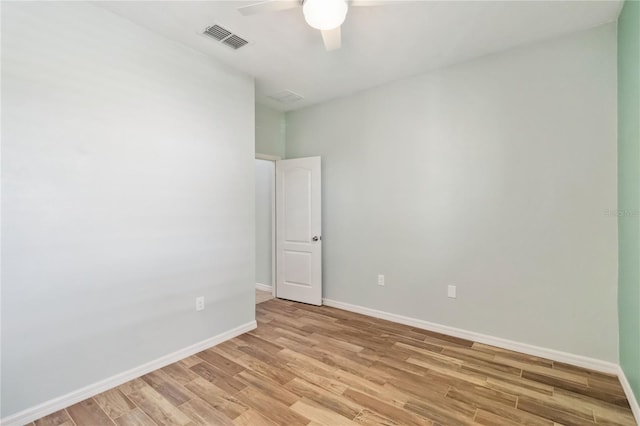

[1,320,257,426]
[322,298,619,375]
[256,283,273,292]
[617,366,640,425]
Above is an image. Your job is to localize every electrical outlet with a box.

[448,285,457,299]
[196,296,205,311]
[378,274,385,286]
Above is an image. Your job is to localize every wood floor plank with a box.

[252,322,320,347]
[384,376,449,403]
[127,386,193,426]
[284,377,363,419]
[371,357,431,385]
[551,388,636,426]
[369,322,436,343]
[553,361,621,383]
[177,356,203,369]
[354,409,403,426]
[235,369,299,406]
[446,386,557,426]
[406,356,489,388]
[290,365,350,396]
[376,352,441,378]
[473,343,554,368]
[333,368,410,407]
[449,350,525,377]
[94,388,137,419]
[593,411,638,426]
[113,407,158,426]
[66,398,115,426]
[517,395,596,426]
[292,344,387,385]
[189,361,247,395]
[232,409,278,426]
[31,298,636,426]
[460,359,523,384]
[290,398,359,426]
[140,370,194,407]
[403,395,477,426]
[235,332,285,355]
[500,358,589,385]
[237,344,285,366]
[34,409,74,426]
[311,333,365,353]
[266,317,319,337]
[183,377,248,420]
[235,386,310,426]
[160,362,200,385]
[445,382,518,409]
[484,375,555,398]
[279,347,338,375]
[340,332,401,354]
[521,370,630,407]
[587,376,628,397]
[395,342,465,368]
[293,306,342,324]
[211,344,297,385]
[178,397,236,426]
[314,343,380,369]
[441,346,496,363]
[343,388,433,426]
[386,335,445,354]
[421,331,474,349]
[117,378,149,396]
[474,408,553,426]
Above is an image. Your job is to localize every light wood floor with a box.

[256,289,275,304]
[31,298,636,426]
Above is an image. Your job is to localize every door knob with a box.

[312,236,321,242]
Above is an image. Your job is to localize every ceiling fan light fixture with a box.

[303,0,348,30]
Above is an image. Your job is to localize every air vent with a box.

[223,35,249,50]
[204,25,231,41]
[203,24,249,50]
[268,90,304,104]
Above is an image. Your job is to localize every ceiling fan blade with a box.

[238,0,300,16]
[321,27,342,51]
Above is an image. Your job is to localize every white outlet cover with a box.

[378,274,385,286]
[196,296,205,311]
[448,285,457,298]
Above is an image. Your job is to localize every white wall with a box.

[1,2,255,417]
[256,103,286,158]
[286,24,619,361]
[255,159,275,287]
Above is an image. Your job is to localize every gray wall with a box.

[255,159,275,287]
[256,103,286,158]
[286,24,619,361]
[1,2,255,417]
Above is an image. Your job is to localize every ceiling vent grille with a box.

[203,24,249,50]
[223,34,249,50]
[268,90,304,104]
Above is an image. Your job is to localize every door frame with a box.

[255,153,280,297]
[274,156,322,305]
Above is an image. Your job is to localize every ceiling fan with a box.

[237,0,384,51]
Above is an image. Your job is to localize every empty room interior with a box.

[2,0,640,425]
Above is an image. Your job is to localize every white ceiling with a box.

[97,1,622,111]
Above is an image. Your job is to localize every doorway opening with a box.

[254,154,323,306]
[255,155,278,305]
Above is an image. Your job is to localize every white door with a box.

[276,157,322,305]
